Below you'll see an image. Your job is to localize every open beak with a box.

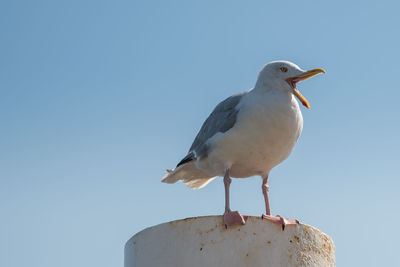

[286,68,326,109]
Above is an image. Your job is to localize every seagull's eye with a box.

[280,67,288,72]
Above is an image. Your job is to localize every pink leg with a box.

[261,175,299,230]
[262,175,271,216]
[223,168,247,227]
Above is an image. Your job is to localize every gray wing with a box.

[176,92,245,167]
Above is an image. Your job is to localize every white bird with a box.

[162,60,325,229]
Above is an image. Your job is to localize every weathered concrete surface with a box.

[125,216,335,267]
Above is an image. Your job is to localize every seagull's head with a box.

[256,60,325,109]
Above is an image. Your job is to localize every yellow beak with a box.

[287,68,326,109]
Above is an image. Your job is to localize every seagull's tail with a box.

[162,162,216,189]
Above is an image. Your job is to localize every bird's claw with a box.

[223,210,247,227]
[262,214,299,231]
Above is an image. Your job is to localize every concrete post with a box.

[125,216,335,267]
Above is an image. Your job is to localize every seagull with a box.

[162,60,325,229]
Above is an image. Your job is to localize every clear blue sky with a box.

[1,0,399,266]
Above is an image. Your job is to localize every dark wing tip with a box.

[176,152,195,167]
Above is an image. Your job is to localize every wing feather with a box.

[176,91,246,166]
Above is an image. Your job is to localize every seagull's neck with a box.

[247,84,295,109]
[252,83,289,96]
